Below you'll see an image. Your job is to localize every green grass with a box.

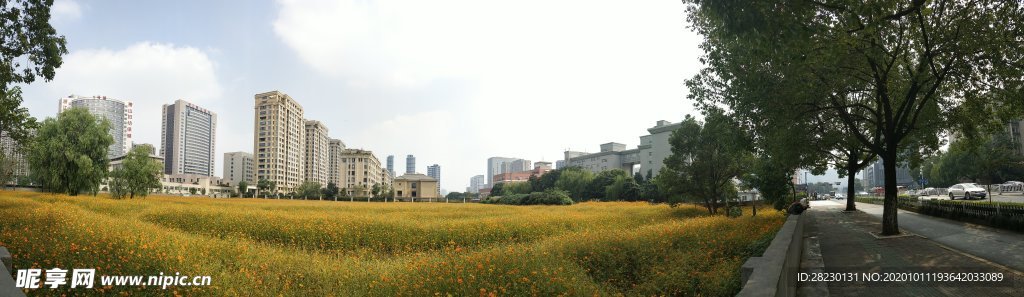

[0,191,784,296]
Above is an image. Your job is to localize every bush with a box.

[483,190,573,206]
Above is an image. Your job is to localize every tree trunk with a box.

[752,194,757,216]
[881,152,900,235]
[846,162,857,211]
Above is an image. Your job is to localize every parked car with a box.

[948,183,987,200]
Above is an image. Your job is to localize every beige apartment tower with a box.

[253,91,305,193]
[328,139,346,187]
[304,120,330,186]
[339,148,391,197]
[223,151,254,187]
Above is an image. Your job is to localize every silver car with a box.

[948,183,987,200]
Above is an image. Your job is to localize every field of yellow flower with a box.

[0,191,784,296]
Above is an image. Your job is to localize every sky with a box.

[19,0,703,192]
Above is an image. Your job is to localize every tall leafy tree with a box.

[0,0,68,144]
[27,108,112,195]
[237,181,248,198]
[553,167,594,201]
[655,110,753,215]
[109,145,162,199]
[684,0,1024,235]
[297,181,322,199]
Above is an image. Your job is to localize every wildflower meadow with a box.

[0,191,783,296]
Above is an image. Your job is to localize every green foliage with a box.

[490,182,505,196]
[684,0,1024,234]
[297,181,322,199]
[926,134,1024,186]
[109,146,163,199]
[605,174,641,202]
[655,110,752,214]
[27,108,113,196]
[501,181,532,196]
[445,191,466,201]
[482,190,574,206]
[741,157,794,211]
[584,169,630,201]
[237,181,248,198]
[322,182,339,199]
[256,178,276,197]
[0,0,67,144]
[554,167,594,201]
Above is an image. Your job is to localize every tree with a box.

[655,110,752,215]
[0,150,14,188]
[490,182,505,197]
[371,183,382,198]
[585,169,630,200]
[684,0,1024,234]
[189,188,197,195]
[553,167,594,201]
[323,182,339,200]
[237,181,248,198]
[27,108,112,196]
[108,146,162,199]
[929,135,1024,186]
[502,182,532,196]
[446,191,465,201]
[297,181,322,199]
[537,169,562,192]
[606,175,641,202]
[256,178,275,198]
[741,157,796,211]
[0,1,68,145]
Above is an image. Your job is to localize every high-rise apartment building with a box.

[486,157,518,186]
[303,120,329,186]
[509,159,532,172]
[59,95,133,159]
[223,152,254,186]
[328,139,346,187]
[253,91,306,193]
[340,149,389,197]
[160,99,216,176]
[406,154,416,174]
[427,164,441,188]
[0,132,31,184]
[467,175,485,193]
[386,155,395,177]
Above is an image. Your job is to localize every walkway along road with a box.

[802,200,1021,296]
[854,201,1024,272]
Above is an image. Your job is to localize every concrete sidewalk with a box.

[854,201,1024,272]
[801,200,1020,296]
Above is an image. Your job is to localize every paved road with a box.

[802,200,1021,296]
[851,201,1024,272]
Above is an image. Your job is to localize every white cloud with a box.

[273,0,701,191]
[51,0,82,23]
[22,41,225,171]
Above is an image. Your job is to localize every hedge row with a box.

[482,190,574,205]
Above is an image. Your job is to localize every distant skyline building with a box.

[564,120,681,178]
[59,95,133,159]
[486,157,518,186]
[223,151,254,186]
[303,120,329,186]
[340,148,390,197]
[427,164,441,189]
[253,91,305,193]
[328,139,346,187]
[406,154,416,174]
[509,159,532,173]
[160,99,217,176]
[386,155,395,177]
[467,175,485,193]
[0,132,31,184]
[555,160,565,169]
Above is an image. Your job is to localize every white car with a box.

[948,183,987,200]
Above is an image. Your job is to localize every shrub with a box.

[483,190,573,206]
